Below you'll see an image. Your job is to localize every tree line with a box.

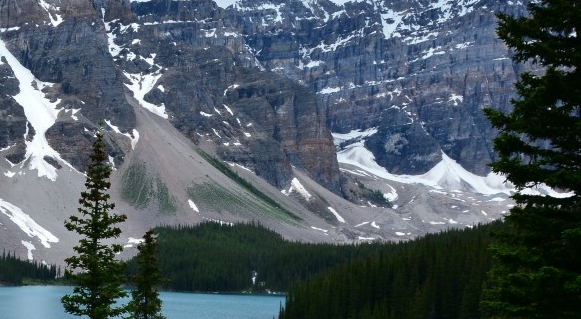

[0,250,59,285]
[126,221,387,293]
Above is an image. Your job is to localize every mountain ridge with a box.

[230,0,530,175]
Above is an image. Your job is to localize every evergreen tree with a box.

[61,127,128,319]
[278,223,500,319]
[128,229,166,319]
[0,250,57,285]
[482,1,581,318]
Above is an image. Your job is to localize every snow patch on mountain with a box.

[233,0,287,25]
[355,221,370,227]
[104,18,123,56]
[311,226,328,233]
[38,0,64,27]
[335,137,511,195]
[332,127,378,146]
[214,0,238,8]
[124,237,145,248]
[449,94,464,106]
[0,198,59,249]
[123,71,168,119]
[383,183,398,202]
[282,178,313,201]
[224,84,240,96]
[188,199,200,213]
[421,152,510,194]
[3,171,15,178]
[21,241,35,260]
[0,27,20,33]
[327,207,346,223]
[380,8,405,39]
[517,184,574,198]
[0,38,73,180]
[104,17,169,119]
[104,120,140,150]
[222,104,234,115]
[318,86,341,94]
[127,237,145,245]
[326,0,352,5]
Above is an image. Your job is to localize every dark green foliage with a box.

[61,128,129,319]
[481,1,581,318]
[369,188,392,207]
[128,230,166,319]
[279,222,503,319]
[126,221,384,292]
[0,250,58,285]
[341,178,392,208]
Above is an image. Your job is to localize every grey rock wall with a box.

[231,0,532,175]
[0,56,28,164]
[0,0,341,192]
[0,0,535,191]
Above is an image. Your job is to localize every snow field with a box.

[0,38,75,181]
[282,178,313,201]
[0,198,59,250]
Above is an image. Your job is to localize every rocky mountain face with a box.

[230,0,528,175]
[1,0,135,171]
[0,0,340,191]
[0,0,530,264]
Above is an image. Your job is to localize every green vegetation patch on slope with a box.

[121,163,153,209]
[155,177,177,215]
[187,181,246,213]
[194,149,301,221]
[121,163,177,214]
[187,181,294,222]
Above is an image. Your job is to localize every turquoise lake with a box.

[0,286,285,319]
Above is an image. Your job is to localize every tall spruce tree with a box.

[482,1,581,318]
[128,229,166,319]
[61,127,128,319]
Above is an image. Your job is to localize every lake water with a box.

[0,286,285,319]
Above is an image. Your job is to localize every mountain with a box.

[229,0,530,176]
[0,0,537,265]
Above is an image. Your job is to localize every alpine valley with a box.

[0,0,553,265]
